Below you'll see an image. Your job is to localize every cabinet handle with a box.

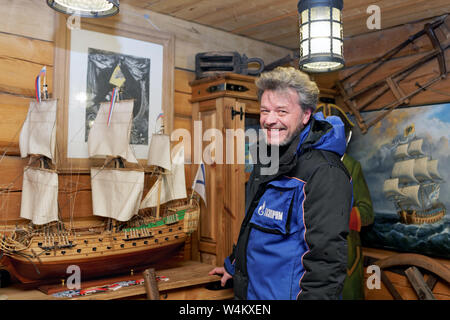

[231,106,244,120]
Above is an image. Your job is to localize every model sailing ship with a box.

[383,125,446,225]
[0,71,200,284]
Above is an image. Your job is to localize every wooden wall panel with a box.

[337,53,450,112]
[0,56,53,97]
[0,192,21,222]
[343,16,443,68]
[0,32,53,66]
[0,0,55,41]
[174,91,192,117]
[0,156,28,191]
[0,94,29,154]
[174,69,194,94]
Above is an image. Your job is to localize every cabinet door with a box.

[191,98,247,266]
[222,99,246,263]
[191,98,223,266]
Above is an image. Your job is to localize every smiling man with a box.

[260,88,310,146]
[209,67,353,300]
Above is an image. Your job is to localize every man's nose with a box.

[264,111,278,125]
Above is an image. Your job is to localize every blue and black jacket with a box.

[224,112,353,300]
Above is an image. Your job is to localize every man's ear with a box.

[302,109,312,125]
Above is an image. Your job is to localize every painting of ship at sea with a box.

[382,127,446,225]
[195,51,265,79]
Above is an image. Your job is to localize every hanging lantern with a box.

[298,0,344,72]
[47,0,119,18]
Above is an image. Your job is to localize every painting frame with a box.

[347,103,450,259]
[53,15,174,172]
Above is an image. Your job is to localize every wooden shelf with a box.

[0,261,233,300]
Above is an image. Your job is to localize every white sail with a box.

[399,185,421,208]
[19,100,57,162]
[413,157,432,182]
[383,178,406,198]
[169,144,187,200]
[408,139,425,157]
[140,144,186,209]
[91,168,144,222]
[87,100,137,164]
[391,159,418,184]
[20,167,58,225]
[427,159,442,180]
[394,143,409,159]
[147,134,171,171]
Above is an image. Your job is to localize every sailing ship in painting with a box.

[383,124,446,225]
[0,69,200,284]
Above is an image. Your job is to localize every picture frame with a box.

[347,103,450,259]
[53,15,174,172]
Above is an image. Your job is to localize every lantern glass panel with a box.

[332,22,341,38]
[301,9,309,23]
[333,39,343,55]
[310,6,330,20]
[301,41,309,57]
[311,38,330,54]
[301,24,309,40]
[332,7,341,21]
[310,21,331,38]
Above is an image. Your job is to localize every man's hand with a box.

[208,267,232,287]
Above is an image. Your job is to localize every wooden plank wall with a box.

[0,0,290,225]
[335,15,450,112]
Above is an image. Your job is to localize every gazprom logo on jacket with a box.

[257,201,283,220]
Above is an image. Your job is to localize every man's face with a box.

[260,88,312,146]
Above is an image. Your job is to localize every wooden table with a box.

[0,261,234,300]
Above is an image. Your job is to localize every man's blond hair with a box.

[255,67,319,112]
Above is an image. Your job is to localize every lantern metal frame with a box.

[46,0,119,18]
[297,0,344,73]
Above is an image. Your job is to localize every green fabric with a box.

[342,154,374,300]
[124,210,186,232]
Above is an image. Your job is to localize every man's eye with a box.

[278,110,287,115]
[260,110,269,114]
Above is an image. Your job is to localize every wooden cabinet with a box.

[190,73,259,266]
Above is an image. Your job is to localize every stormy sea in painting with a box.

[361,212,450,259]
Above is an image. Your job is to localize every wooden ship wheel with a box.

[369,253,450,300]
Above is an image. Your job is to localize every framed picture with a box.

[347,103,450,259]
[54,17,174,172]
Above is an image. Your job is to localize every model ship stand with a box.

[0,87,200,285]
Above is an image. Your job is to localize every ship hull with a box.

[397,206,446,225]
[1,213,194,284]
[4,239,185,284]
